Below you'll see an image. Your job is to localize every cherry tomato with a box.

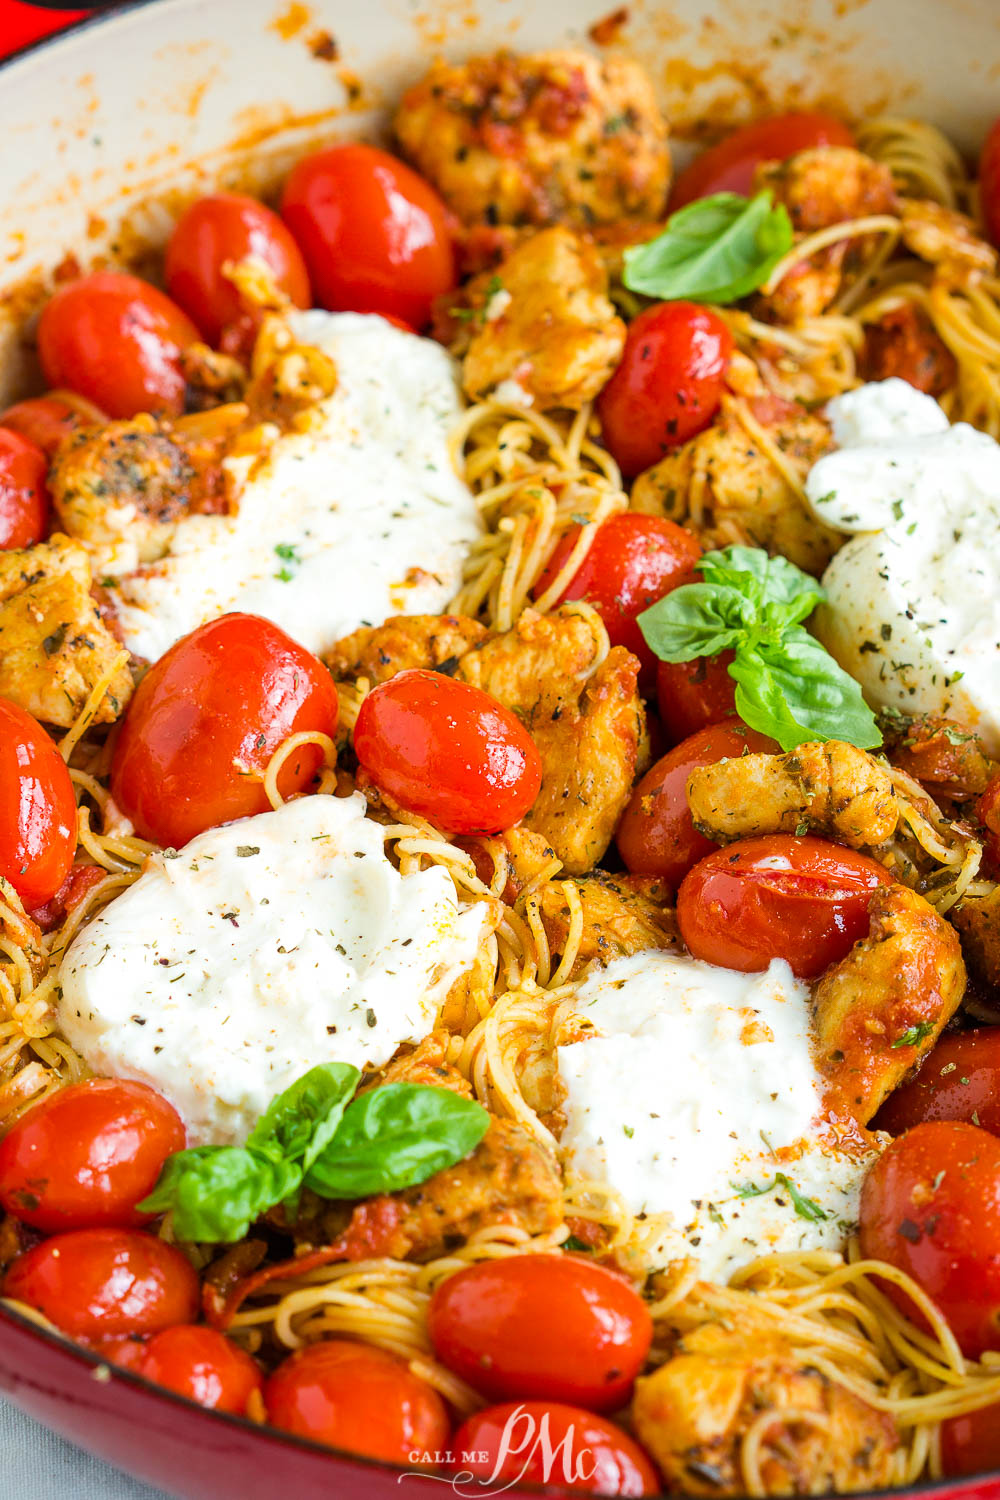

[451,1401,659,1497]
[165,193,311,350]
[617,721,778,887]
[85,1336,149,1372]
[354,669,541,835]
[940,1403,1000,1478]
[428,1254,652,1411]
[2,1228,199,1340]
[264,1339,449,1463]
[873,1028,1000,1137]
[677,834,891,978]
[534,514,701,678]
[670,112,856,209]
[597,303,732,478]
[28,860,107,934]
[138,1324,262,1414]
[281,143,455,329]
[980,118,1000,249]
[110,613,338,848]
[978,770,1000,872]
[0,1078,185,1233]
[38,272,200,420]
[0,391,106,458]
[859,1120,1000,1359]
[0,428,49,549]
[656,652,738,743]
[0,697,76,908]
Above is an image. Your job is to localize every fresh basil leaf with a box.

[698,546,825,618]
[730,632,882,750]
[622,191,793,304]
[247,1061,360,1174]
[137,1146,300,1244]
[638,582,751,663]
[305,1083,490,1200]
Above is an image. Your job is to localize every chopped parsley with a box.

[731,1172,832,1223]
[892,1021,935,1049]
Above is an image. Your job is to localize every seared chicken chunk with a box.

[0,536,133,728]
[285,1116,562,1262]
[813,883,966,1126]
[687,742,898,851]
[536,869,677,978]
[457,227,625,409]
[899,199,997,286]
[394,49,670,228]
[457,608,648,873]
[631,391,838,575]
[49,416,225,565]
[633,1313,899,1496]
[325,613,489,685]
[753,146,898,322]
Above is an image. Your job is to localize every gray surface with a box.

[0,1397,171,1500]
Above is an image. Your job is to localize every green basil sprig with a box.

[138,1064,490,1244]
[638,545,881,752]
[622,191,793,304]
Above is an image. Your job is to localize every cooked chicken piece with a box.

[179,342,248,409]
[859,303,958,397]
[813,883,966,1126]
[48,416,226,566]
[284,1116,563,1261]
[687,742,898,851]
[536,869,677,978]
[457,608,648,873]
[631,391,838,575]
[881,712,996,804]
[633,1312,900,1496]
[952,886,1000,990]
[394,49,670,228]
[458,825,563,905]
[360,1032,469,1096]
[899,199,997,286]
[325,613,489,685]
[0,536,133,728]
[753,146,898,323]
[457,228,626,409]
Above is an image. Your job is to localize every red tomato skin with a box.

[597,302,732,478]
[264,1339,449,1463]
[38,273,199,420]
[859,1120,1000,1359]
[139,1324,262,1414]
[0,1078,185,1233]
[354,669,542,835]
[940,1403,1000,1478]
[451,1401,660,1497]
[427,1254,652,1411]
[2,1228,199,1340]
[0,428,49,549]
[534,515,701,679]
[28,860,107,934]
[281,144,455,329]
[677,834,891,978]
[165,193,311,348]
[0,697,77,908]
[873,1028,1000,1138]
[656,652,738,743]
[670,112,856,209]
[0,392,106,458]
[617,721,778,887]
[980,119,1000,249]
[85,1335,150,1373]
[110,613,339,848]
